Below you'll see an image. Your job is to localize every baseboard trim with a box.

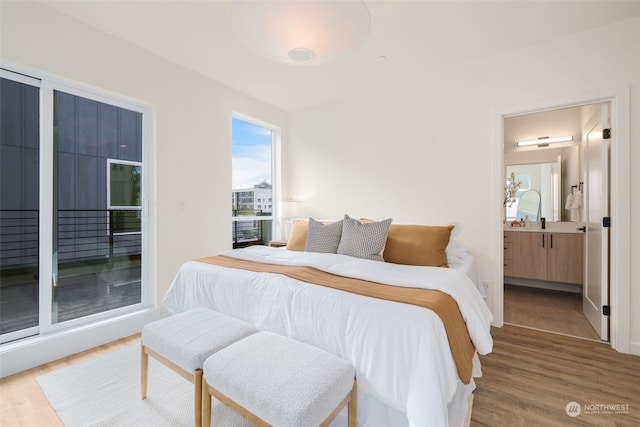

[0,308,160,378]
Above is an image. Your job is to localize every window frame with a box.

[231,112,280,247]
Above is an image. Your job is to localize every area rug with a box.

[37,344,253,427]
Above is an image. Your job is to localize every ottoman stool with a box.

[141,308,257,427]
[202,331,357,427]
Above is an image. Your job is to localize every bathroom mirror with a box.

[506,159,561,222]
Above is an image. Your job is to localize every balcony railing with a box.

[0,209,142,336]
[0,210,38,270]
[232,215,272,249]
[0,209,141,271]
[57,209,141,264]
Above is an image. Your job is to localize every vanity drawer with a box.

[503,260,514,276]
[503,232,514,275]
[503,243,513,260]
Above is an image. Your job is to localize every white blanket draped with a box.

[163,246,493,427]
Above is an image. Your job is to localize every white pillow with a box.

[446,238,469,263]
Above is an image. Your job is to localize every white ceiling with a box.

[39,0,640,112]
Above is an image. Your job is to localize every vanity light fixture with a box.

[516,136,574,147]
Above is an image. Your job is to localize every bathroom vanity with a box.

[504,225,584,287]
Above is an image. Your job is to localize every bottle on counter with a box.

[541,217,546,229]
[524,215,531,228]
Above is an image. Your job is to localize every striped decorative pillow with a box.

[337,214,392,261]
[305,218,343,253]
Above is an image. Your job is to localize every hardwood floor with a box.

[472,325,640,427]
[504,284,601,341]
[1,327,638,427]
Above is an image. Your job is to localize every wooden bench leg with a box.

[140,344,148,400]
[202,378,212,427]
[195,369,203,427]
[348,378,357,427]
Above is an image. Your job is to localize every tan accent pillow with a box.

[286,220,309,251]
[383,224,454,267]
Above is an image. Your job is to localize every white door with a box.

[582,104,610,340]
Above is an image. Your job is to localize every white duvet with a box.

[163,246,493,427]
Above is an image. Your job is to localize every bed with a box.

[163,220,493,427]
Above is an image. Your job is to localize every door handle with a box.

[577,226,586,232]
[542,234,545,248]
[550,234,553,249]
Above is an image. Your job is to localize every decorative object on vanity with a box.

[516,190,541,222]
[504,172,522,207]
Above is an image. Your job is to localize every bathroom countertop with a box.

[504,223,585,233]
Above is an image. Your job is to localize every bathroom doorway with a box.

[502,102,607,341]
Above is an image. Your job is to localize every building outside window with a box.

[231,117,275,248]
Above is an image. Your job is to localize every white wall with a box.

[287,17,640,352]
[0,1,287,373]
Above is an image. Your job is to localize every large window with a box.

[231,116,275,248]
[0,69,151,343]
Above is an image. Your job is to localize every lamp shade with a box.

[280,199,302,218]
[232,0,371,65]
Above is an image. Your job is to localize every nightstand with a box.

[269,240,288,248]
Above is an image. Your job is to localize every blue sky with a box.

[232,118,272,189]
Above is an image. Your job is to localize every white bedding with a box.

[163,246,493,427]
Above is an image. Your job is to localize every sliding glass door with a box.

[52,90,143,324]
[0,74,40,341]
[0,69,149,344]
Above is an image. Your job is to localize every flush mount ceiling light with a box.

[231,0,371,65]
[516,136,574,147]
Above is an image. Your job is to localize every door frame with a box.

[490,86,631,353]
[0,61,161,377]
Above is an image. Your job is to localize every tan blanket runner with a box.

[195,255,476,384]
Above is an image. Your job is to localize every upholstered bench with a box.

[202,331,357,427]
[141,308,258,427]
